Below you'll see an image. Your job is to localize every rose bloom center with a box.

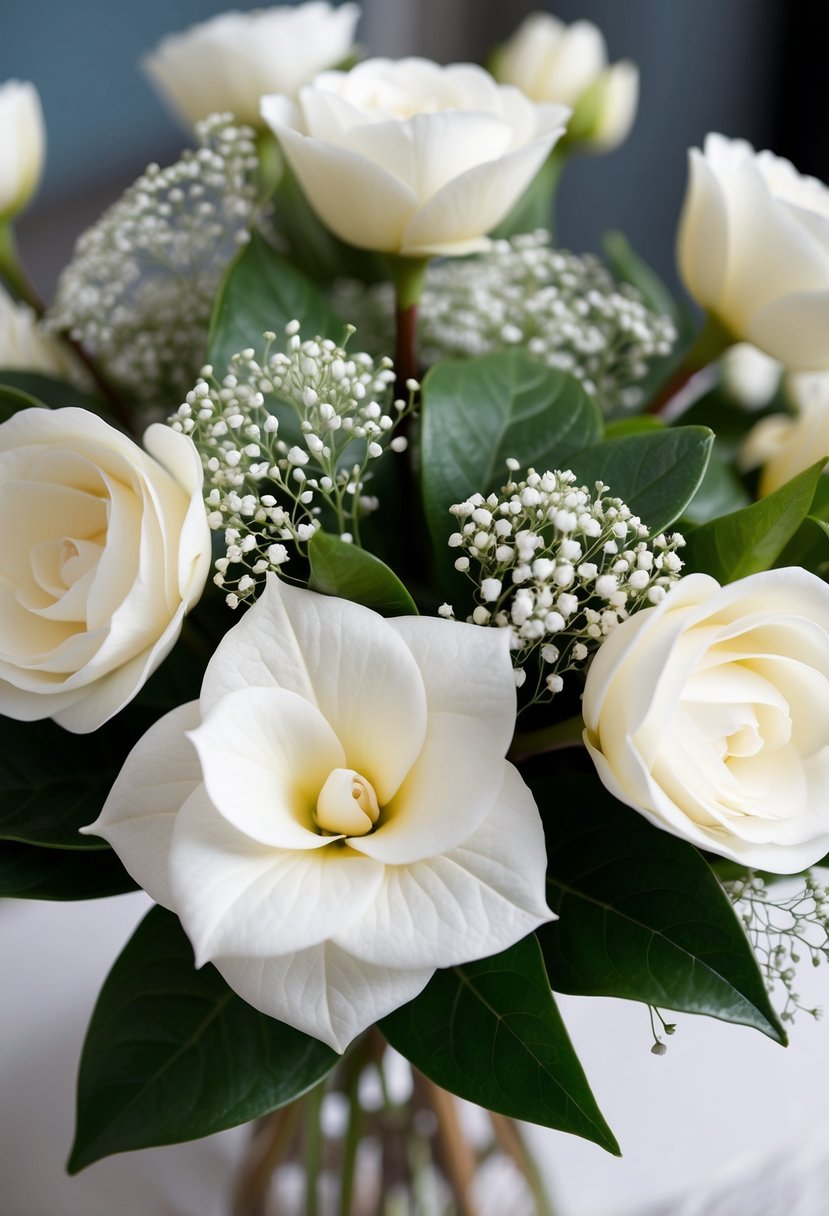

[314,767,380,837]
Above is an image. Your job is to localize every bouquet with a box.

[3,5,829,1211]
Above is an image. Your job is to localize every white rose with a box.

[492,13,638,153]
[583,571,829,873]
[84,577,552,1051]
[143,1,360,129]
[0,282,85,383]
[261,58,569,258]
[0,408,211,733]
[721,343,782,410]
[678,134,829,370]
[0,80,45,221]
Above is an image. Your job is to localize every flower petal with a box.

[400,130,565,257]
[169,786,384,964]
[216,944,433,1054]
[747,290,829,370]
[339,762,552,967]
[677,146,729,308]
[200,578,428,806]
[188,686,346,850]
[80,700,202,907]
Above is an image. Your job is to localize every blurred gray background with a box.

[2,0,818,297]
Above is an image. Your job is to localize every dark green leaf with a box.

[208,230,343,373]
[569,426,713,533]
[0,839,137,900]
[69,906,337,1172]
[809,476,829,521]
[682,459,827,581]
[308,531,417,615]
[0,383,43,421]
[0,371,106,414]
[774,515,829,576]
[420,350,602,561]
[604,416,664,439]
[382,934,619,1153]
[538,772,785,1044]
[0,639,206,852]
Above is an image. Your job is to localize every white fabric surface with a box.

[1,890,829,1215]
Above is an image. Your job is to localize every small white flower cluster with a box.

[169,322,415,607]
[334,231,677,412]
[49,114,259,409]
[726,871,829,1024]
[445,464,684,699]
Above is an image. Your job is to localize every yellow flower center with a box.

[315,768,380,837]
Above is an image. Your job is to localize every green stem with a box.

[304,1082,325,1216]
[0,222,43,314]
[509,713,585,764]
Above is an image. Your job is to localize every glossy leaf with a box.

[537,773,786,1044]
[0,840,136,900]
[308,531,417,615]
[420,350,602,559]
[208,230,343,373]
[569,426,714,533]
[69,906,337,1172]
[382,934,619,1153]
[774,515,829,577]
[682,459,827,581]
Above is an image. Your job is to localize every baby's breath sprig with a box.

[49,114,259,411]
[445,464,684,702]
[169,322,416,607]
[725,871,829,1024]
[334,231,677,413]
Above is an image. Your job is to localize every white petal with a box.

[200,578,428,806]
[169,786,384,964]
[188,686,346,850]
[340,763,552,968]
[677,147,729,308]
[747,290,829,370]
[269,125,417,252]
[80,700,202,907]
[216,945,433,1054]
[400,131,565,257]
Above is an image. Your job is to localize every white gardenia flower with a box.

[492,12,638,153]
[85,577,552,1051]
[0,408,211,732]
[0,282,84,383]
[678,134,829,370]
[261,58,569,257]
[583,570,829,873]
[0,80,45,221]
[143,2,360,129]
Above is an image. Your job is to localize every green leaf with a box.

[604,415,664,439]
[569,426,714,533]
[809,475,829,521]
[0,371,105,414]
[0,383,43,421]
[0,839,137,900]
[208,230,343,373]
[682,459,827,581]
[382,935,619,1153]
[774,514,829,576]
[538,772,786,1044]
[0,639,207,852]
[0,715,122,849]
[69,906,337,1172]
[420,350,602,560]
[308,531,417,615]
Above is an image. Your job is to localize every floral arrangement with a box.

[3,4,829,1210]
